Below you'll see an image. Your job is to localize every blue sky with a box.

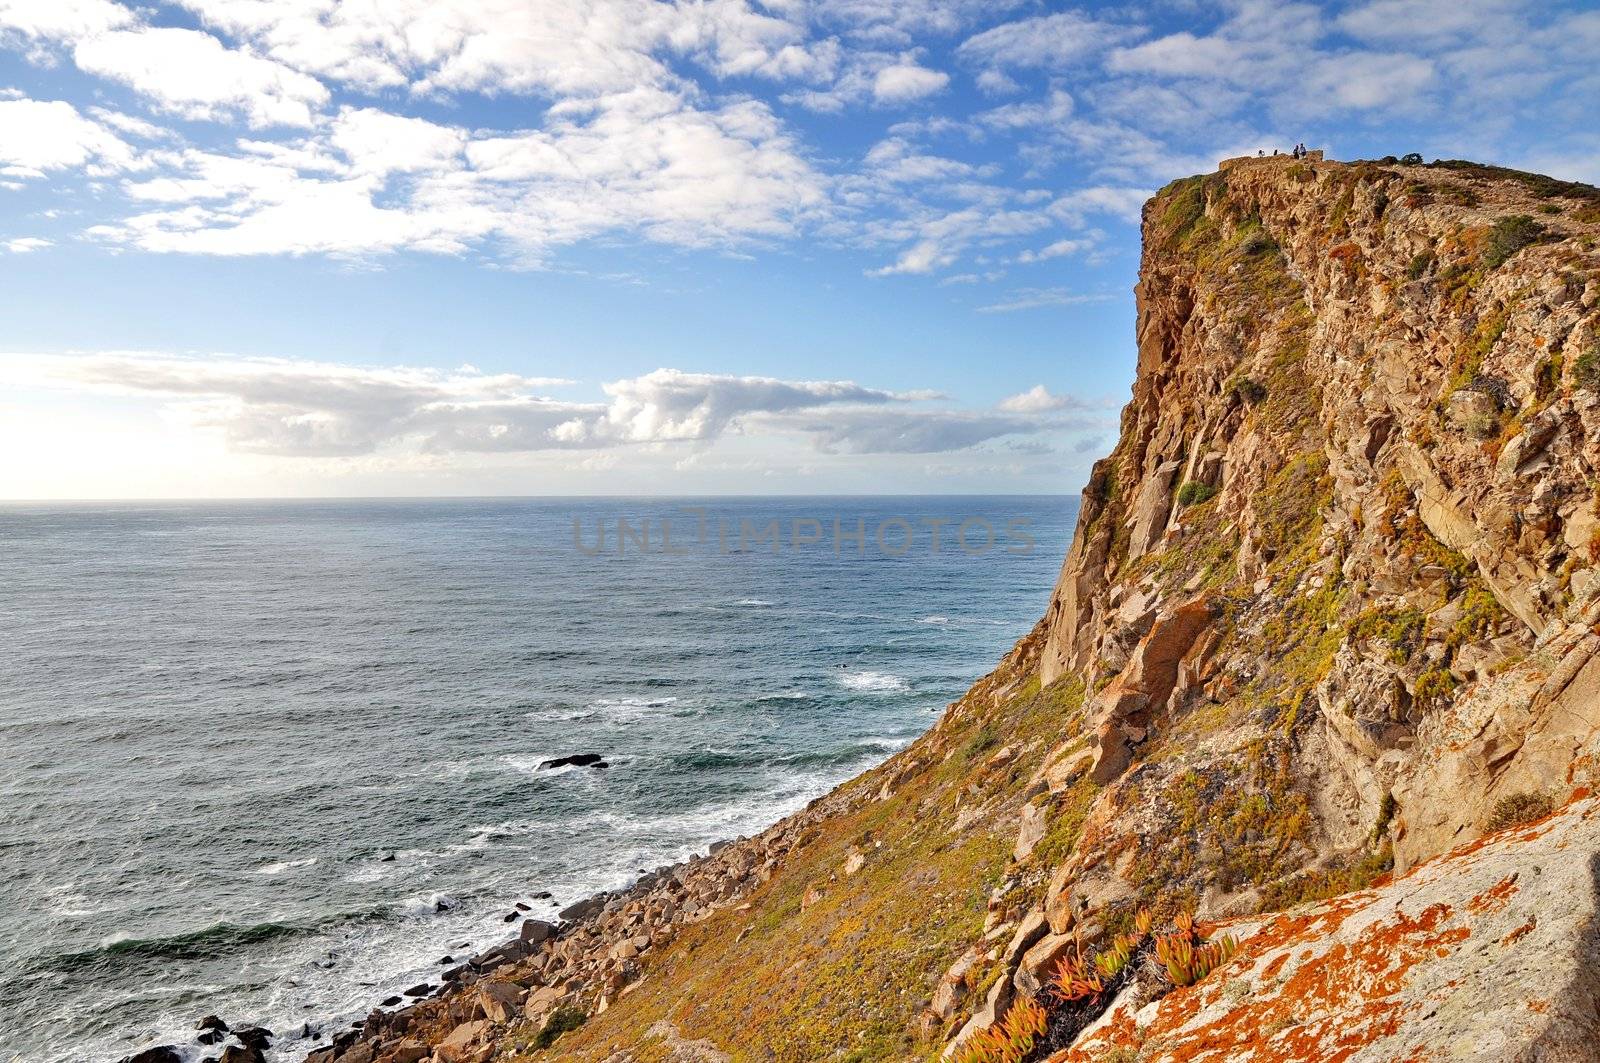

[0,0,1595,498]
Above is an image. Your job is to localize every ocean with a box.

[0,496,1077,1063]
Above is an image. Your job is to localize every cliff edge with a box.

[291,154,1600,1063]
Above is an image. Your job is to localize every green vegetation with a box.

[532,1007,586,1049]
[1227,375,1267,404]
[1483,215,1544,268]
[1576,345,1600,392]
[963,724,1000,762]
[1486,791,1553,833]
[1176,481,1218,507]
[1405,249,1434,279]
[1425,159,1600,204]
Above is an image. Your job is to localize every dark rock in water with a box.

[234,1027,272,1050]
[438,955,453,964]
[433,898,453,913]
[381,995,402,1007]
[380,852,396,862]
[120,1048,181,1063]
[502,911,518,922]
[514,901,530,911]
[196,1015,228,1032]
[442,964,467,982]
[538,753,607,769]
[402,983,433,997]
[197,1029,225,1046]
[531,890,553,900]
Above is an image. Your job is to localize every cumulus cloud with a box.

[72,26,331,127]
[10,353,1014,458]
[0,97,137,177]
[872,62,950,103]
[998,384,1090,413]
[3,235,50,252]
[1015,237,1094,264]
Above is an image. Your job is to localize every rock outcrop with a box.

[296,155,1600,1063]
[1062,795,1600,1062]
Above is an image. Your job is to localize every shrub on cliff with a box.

[1177,481,1218,507]
[1575,346,1600,391]
[1483,215,1544,268]
[533,1006,586,1049]
[1486,792,1552,833]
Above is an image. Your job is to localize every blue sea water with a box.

[0,497,1077,1063]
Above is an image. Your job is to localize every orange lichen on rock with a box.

[1059,796,1600,1062]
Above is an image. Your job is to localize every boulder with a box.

[559,895,605,922]
[519,918,556,944]
[120,1049,181,1063]
[1012,932,1076,1000]
[1012,801,1047,862]
[433,1019,493,1063]
[377,1041,429,1063]
[476,980,526,1024]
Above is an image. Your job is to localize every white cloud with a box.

[975,69,1021,95]
[1015,237,1093,264]
[958,11,1140,70]
[0,97,136,177]
[10,353,987,457]
[872,62,949,103]
[3,235,50,252]
[1336,0,1526,44]
[73,26,330,127]
[89,87,826,259]
[764,406,1040,454]
[1050,186,1150,224]
[0,0,131,40]
[998,384,1088,412]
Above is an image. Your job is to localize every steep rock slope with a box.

[296,156,1600,1063]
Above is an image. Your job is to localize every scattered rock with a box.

[538,753,609,769]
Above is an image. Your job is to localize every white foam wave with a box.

[735,598,774,607]
[837,670,910,694]
[917,615,950,624]
[254,857,318,875]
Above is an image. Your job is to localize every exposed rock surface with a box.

[1060,795,1600,1062]
[295,155,1600,1062]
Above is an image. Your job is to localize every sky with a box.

[0,0,1595,499]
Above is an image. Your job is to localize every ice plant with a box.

[954,996,1048,1063]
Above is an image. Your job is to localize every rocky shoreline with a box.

[121,779,863,1063]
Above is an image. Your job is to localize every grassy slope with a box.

[506,657,1087,1062]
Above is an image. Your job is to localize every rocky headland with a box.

[136,152,1600,1063]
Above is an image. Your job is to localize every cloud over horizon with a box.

[7,352,1097,464]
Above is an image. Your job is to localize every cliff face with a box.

[295,158,1600,1063]
[1038,155,1600,883]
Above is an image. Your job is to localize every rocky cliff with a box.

[288,155,1600,1063]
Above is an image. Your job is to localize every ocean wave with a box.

[837,670,911,694]
[917,615,950,624]
[254,857,318,875]
[734,598,774,607]
[31,912,382,975]
[755,690,809,702]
